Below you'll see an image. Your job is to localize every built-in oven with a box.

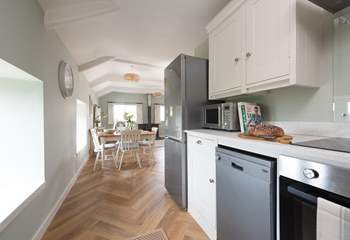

[278,155,350,240]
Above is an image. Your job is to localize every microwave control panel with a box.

[222,103,234,129]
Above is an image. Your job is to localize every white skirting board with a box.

[31,156,90,240]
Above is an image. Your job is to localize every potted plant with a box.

[124,112,135,129]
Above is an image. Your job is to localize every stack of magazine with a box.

[237,102,263,134]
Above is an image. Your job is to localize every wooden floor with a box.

[42,142,209,240]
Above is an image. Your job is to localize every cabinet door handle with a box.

[246,52,252,58]
[209,179,215,183]
[196,140,202,145]
[234,57,240,63]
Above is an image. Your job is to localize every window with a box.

[76,99,87,153]
[114,104,138,123]
[108,103,143,125]
[155,105,165,124]
[0,59,45,231]
[160,105,165,122]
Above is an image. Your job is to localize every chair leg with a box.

[101,150,104,169]
[94,152,100,171]
[112,148,116,161]
[152,145,155,160]
[118,151,125,171]
[136,151,142,168]
[114,146,120,168]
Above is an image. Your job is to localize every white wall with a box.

[0,0,96,239]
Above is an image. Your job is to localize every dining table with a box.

[98,130,156,144]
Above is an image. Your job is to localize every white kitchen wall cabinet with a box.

[187,134,218,240]
[207,0,332,99]
[245,0,290,86]
[209,5,245,98]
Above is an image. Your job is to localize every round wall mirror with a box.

[58,60,74,99]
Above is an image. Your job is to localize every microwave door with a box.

[205,105,221,128]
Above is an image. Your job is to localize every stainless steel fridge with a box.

[164,54,208,209]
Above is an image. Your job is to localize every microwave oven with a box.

[203,102,240,131]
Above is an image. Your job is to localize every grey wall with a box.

[194,39,209,59]
[228,85,334,122]
[0,0,96,239]
[194,38,334,122]
[334,13,350,97]
[99,92,164,128]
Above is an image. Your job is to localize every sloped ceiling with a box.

[38,0,230,97]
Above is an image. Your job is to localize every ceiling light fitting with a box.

[152,92,162,97]
[123,73,140,82]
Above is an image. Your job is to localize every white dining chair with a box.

[90,128,116,171]
[115,130,142,170]
[139,128,157,162]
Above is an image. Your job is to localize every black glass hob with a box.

[292,137,350,153]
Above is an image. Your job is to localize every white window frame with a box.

[76,99,88,154]
[0,59,45,232]
[108,103,143,125]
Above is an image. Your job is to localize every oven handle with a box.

[287,186,317,205]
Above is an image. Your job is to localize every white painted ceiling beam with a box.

[89,74,163,88]
[96,86,164,98]
[79,56,163,72]
[44,0,119,29]
[92,80,163,93]
[78,56,115,72]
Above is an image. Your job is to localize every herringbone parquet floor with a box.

[42,142,209,240]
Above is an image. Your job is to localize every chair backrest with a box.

[116,126,126,132]
[90,128,101,151]
[120,130,141,150]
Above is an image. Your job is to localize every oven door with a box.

[279,156,350,240]
[203,104,222,129]
[280,176,350,240]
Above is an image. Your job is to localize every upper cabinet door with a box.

[209,6,245,98]
[246,0,290,85]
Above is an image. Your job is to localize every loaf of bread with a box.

[248,123,285,138]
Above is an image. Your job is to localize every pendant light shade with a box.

[152,92,162,97]
[123,73,140,82]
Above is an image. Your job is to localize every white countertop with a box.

[186,129,350,169]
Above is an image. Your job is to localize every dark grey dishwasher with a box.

[216,146,276,240]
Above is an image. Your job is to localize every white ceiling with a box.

[38,0,230,97]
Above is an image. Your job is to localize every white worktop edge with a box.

[185,129,350,169]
